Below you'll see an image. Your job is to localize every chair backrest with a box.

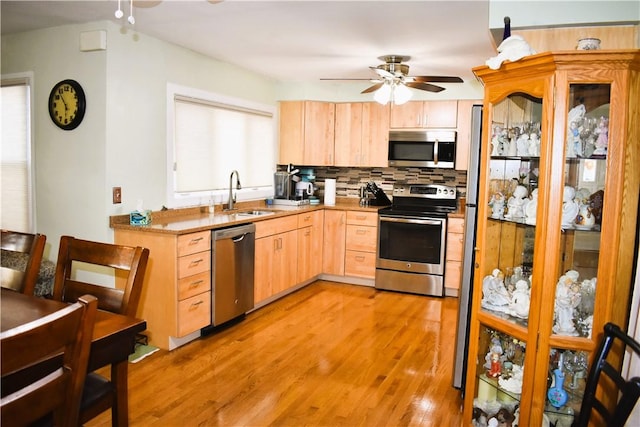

[576,322,640,427]
[53,236,149,317]
[1,294,98,427]
[1,230,46,295]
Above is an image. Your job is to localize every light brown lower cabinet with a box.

[254,215,299,305]
[114,229,212,350]
[344,211,378,279]
[297,211,324,283]
[445,217,464,295]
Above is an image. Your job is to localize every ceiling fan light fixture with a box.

[393,83,412,105]
[373,83,392,105]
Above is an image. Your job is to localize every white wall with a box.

[1,21,278,260]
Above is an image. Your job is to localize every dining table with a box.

[1,288,147,427]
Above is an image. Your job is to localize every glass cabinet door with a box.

[472,93,543,422]
[544,83,611,421]
[480,93,543,327]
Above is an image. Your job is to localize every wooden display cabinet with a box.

[463,51,639,426]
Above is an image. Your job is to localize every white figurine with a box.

[561,186,579,227]
[481,269,511,312]
[505,185,528,219]
[490,192,506,218]
[486,35,537,70]
[528,133,540,157]
[509,280,531,319]
[566,104,586,158]
[525,189,538,224]
[553,271,582,336]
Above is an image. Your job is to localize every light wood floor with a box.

[88,281,464,426]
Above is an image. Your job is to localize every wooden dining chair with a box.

[1,294,98,427]
[576,322,640,427]
[1,229,46,296]
[52,235,149,426]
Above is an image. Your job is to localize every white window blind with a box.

[1,79,33,232]
[173,95,275,195]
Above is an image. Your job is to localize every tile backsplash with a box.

[278,165,468,199]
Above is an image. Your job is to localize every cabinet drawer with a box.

[177,251,211,279]
[177,292,211,337]
[446,233,464,262]
[255,215,299,238]
[297,210,322,228]
[445,260,462,290]
[177,231,211,257]
[346,211,378,226]
[344,250,376,279]
[177,270,211,300]
[448,218,464,234]
[346,225,377,252]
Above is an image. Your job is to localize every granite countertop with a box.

[110,198,387,235]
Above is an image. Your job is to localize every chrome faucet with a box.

[226,170,242,211]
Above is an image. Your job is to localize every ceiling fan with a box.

[322,55,463,104]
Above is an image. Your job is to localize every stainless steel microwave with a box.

[388,130,456,168]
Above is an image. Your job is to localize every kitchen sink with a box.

[233,210,276,218]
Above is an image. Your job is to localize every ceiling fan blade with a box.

[405,81,445,93]
[319,78,373,81]
[411,76,463,83]
[361,83,384,94]
[371,67,394,79]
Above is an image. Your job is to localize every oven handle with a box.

[379,216,443,226]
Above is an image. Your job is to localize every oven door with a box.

[377,215,446,275]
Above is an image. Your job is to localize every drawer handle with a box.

[303,215,311,221]
[190,258,204,266]
[190,237,204,244]
[191,300,204,307]
[305,230,311,237]
[355,255,365,262]
[189,280,204,287]
[356,229,367,235]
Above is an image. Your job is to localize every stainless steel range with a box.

[375,183,457,296]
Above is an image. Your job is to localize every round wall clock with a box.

[48,79,86,130]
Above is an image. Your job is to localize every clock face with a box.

[48,79,86,130]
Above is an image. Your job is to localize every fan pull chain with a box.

[115,0,123,18]
[128,0,135,25]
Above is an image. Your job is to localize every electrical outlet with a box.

[112,187,122,204]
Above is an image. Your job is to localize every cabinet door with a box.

[334,103,363,166]
[423,100,458,128]
[297,226,314,283]
[278,101,305,164]
[272,230,298,295]
[390,101,457,128]
[303,101,335,165]
[390,101,424,128]
[361,102,390,167]
[322,210,346,275]
[254,236,275,304]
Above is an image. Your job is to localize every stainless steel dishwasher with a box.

[211,223,255,326]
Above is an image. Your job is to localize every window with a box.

[1,75,34,232]
[167,83,276,208]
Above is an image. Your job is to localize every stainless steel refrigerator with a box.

[453,104,483,392]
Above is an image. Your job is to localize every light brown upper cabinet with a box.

[334,102,390,167]
[279,101,335,165]
[390,100,458,129]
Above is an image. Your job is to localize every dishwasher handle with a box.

[232,233,249,243]
[213,223,256,241]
